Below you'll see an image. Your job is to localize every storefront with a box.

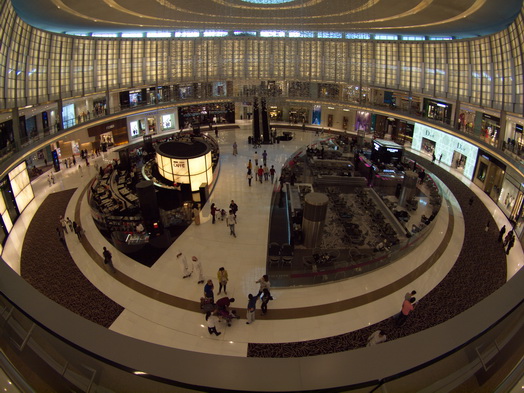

[119,89,147,109]
[393,93,422,114]
[412,123,479,180]
[498,169,524,237]
[355,111,371,133]
[268,105,282,121]
[481,113,500,146]
[457,106,476,135]
[473,149,506,200]
[503,116,524,155]
[318,84,340,99]
[342,85,370,104]
[424,98,452,124]
[288,107,309,124]
[88,118,128,149]
[393,121,415,146]
[178,102,235,128]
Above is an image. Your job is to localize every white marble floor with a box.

[2,122,522,358]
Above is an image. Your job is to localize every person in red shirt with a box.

[257,166,264,183]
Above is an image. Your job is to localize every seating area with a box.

[268,151,443,286]
[89,163,142,232]
[267,242,294,267]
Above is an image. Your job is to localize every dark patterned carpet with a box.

[20,189,124,328]
[247,153,507,357]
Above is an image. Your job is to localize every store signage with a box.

[456,142,467,153]
[387,148,399,153]
[424,129,436,139]
[172,160,186,169]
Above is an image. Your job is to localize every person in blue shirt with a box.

[204,280,214,303]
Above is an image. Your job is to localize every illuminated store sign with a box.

[8,162,34,214]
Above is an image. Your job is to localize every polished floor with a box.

[2,122,523,358]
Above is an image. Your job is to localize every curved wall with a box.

[0,0,524,115]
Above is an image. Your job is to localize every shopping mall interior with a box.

[0,0,523,392]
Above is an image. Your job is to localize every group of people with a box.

[246,150,277,186]
[57,215,84,245]
[210,200,238,237]
[499,225,516,255]
[202,270,238,336]
[176,252,205,284]
[202,274,274,336]
[362,289,420,347]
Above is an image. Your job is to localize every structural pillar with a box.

[399,171,418,207]
[302,193,329,248]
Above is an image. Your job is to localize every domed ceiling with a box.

[11,0,523,38]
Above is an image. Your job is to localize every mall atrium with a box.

[0,0,522,392]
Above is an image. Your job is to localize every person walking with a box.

[232,141,238,156]
[103,246,116,273]
[270,165,276,183]
[247,159,252,171]
[246,294,257,324]
[263,164,269,181]
[256,275,270,294]
[50,172,55,184]
[229,200,238,218]
[66,217,73,232]
[247,170,253,186]
[56,227,66,246]
[59,216,68,234]
[217,267,229,295]
[254,151,259,167]
[226,210,237,238]
[506,235,515,254]
[47,175,52,187]
[74,223,83,240]
[260,288,272,315]
[176,251,192,278]
[192,256,205,284]
[504,230,514,247]
[210,203,217,224]
[498,225,506,242]
[206,312,221,336]
[257,166,264,183]
[262,150,267,165]
[418,169,426,185]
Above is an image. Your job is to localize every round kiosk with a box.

[155,140,214,192]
